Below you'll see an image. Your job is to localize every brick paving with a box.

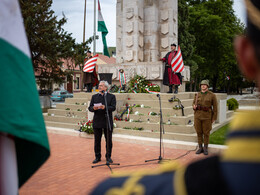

[19,133,212,195]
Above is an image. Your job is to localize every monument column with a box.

[143,0,159,62]
[116,0,144,63]
[159,0,178,58]
[101,0,190,92]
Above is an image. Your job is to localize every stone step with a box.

[226,110,234,119]
[73,92,194,100]
[48,109,88,118]
[122,106,194,116]
[238,99,260,106]
[56,103,88,111]
[126,93,193,100]
[45,121,79,130]
[113,128,197,142]
[73,92,129,100]
[44,115,87,124]
[126,114,194,125]
[65,98,90,104]
[114,121,195,134]
[125,99,193,108]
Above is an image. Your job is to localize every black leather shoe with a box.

[92,158,101,164]
[106,158,113,163]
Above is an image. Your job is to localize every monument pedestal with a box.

[97,62,190,93]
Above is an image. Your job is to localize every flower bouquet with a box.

[78,120,94,134]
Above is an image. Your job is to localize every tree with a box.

[188,0,245,92]
[19,0,93,89]
[178,0,198,91]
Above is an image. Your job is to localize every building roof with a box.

[96,54,116,64]
[34,54,116,76]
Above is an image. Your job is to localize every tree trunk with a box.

[212,75,218,92]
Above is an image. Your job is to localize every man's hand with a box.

[193,105,197,110]
[93,106,99,110]
[212,120,215,124]
[99,105,105,110]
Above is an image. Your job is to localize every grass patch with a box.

[209,124,229,145]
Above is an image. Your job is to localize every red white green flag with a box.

[98,0,110,57]
[0,0,50,190]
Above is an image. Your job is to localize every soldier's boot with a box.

[174,85,179,94]
[196,144,204,154]
[203,144,208,155]
[167,85,173,93]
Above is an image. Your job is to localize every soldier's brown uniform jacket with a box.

[193,91,217,121]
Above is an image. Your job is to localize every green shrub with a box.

[227,98,239,110]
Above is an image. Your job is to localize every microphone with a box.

[157,94,160,97]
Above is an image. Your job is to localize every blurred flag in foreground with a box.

[0,0,50,191]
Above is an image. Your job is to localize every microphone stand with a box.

[92,91,120,172]
[145,94,165,163]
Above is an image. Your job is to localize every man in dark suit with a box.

[88,80,116,164]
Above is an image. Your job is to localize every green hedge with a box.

[227,98,239,110]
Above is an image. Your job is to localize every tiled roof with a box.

[34,54,116,76]
[97,54,116,64]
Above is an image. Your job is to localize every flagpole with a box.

[93,0,96,55]
[83,0,87,43]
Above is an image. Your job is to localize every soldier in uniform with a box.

[90,1,260,194]
[193,80,217,155]
[161,43,182,94]
[83,51,98,92]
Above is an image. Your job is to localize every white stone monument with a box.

[98,0,190,92]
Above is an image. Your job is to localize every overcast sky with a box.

[51,0,246,53]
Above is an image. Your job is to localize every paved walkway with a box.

[19,133,212,195]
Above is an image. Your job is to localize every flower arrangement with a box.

[123,127,144,131]
[78,120,94,134]
[109,84,120,93]
[127,75,160,93]
[148,112,158,116]
[146,83,160,92]
[173,105,183,110]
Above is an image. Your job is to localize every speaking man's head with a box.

[98,80,109,94]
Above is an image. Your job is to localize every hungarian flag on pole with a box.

[83,54,99,72]
[0,0,50,189]
[98,0,110,57]
[171,46,185,73]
